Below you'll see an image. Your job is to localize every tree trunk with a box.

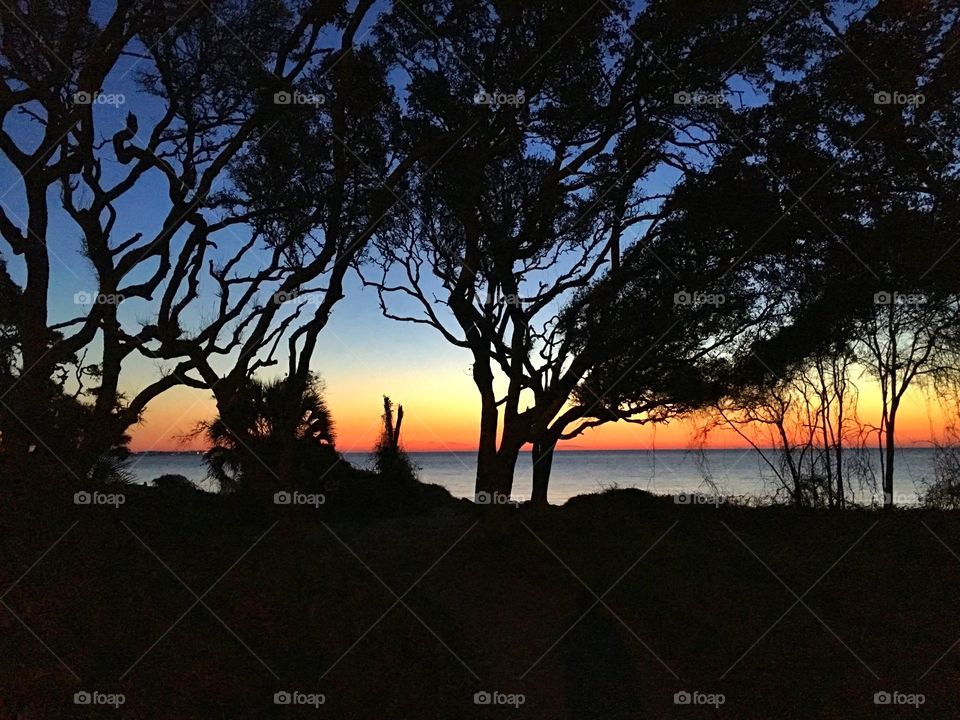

[393,404,404,448]
[531,435,557,507]
[276,381,305,488]
[834,442,845,509]
[6,188,52,475]
[20,188,50,379]
[473,364,499,499]
[883,416,896,509]
[493,438,523,500]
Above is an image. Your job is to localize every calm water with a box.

[128,448,939,505]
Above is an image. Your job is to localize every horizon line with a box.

[131,444,942,454]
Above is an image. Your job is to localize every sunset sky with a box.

[130,358,949,454]
[5,140,945,457]
[124,270,950,455]
[0,8,949,459]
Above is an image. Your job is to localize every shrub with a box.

[198,374,342,494]
[373,395,418,482]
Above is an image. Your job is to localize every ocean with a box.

[127,447,940,505]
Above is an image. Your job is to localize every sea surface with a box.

[127,448,940,505]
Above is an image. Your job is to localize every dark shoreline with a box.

[1,483,956,718]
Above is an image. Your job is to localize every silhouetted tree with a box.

[0,1,413,484]
[0,258,131,486]
[549,159,820,505]
[709,341,868,507]
[735,0,960,507]
[369,0,827,503]
[199,374,338,494]
[591,0,960,508]
[373,395,417,481]
[858,293,959,507]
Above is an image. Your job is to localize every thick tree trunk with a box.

[6,188,52,475]
[494,439,523,499]
[531,435,557,507]
[20,190,50,379]
[473,358,499,498]
[74,315,127,477]
[475,403,499,498]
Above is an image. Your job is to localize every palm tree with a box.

[199,374,339,494]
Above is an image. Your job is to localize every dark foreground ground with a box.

[1,480,958,719]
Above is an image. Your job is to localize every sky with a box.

[132,299,949,455]
[0,1,951,456]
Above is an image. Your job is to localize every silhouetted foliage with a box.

[369,0,836,502]
[705,0,960,506]
[152,474,197,492]
[922,449,960,510]
[0,260,131,486]
[0,0,406,484]
[198,374,340,495]
[373,395,418,482]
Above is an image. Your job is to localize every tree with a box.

[613,0,960,509]
[199,374,338,494]
[542,155,823,505]
[373,395,417,481]
[370,0,826,502]
[740,0,960,507]
[0,0,409,484]
[709,341,866,507]
[858,291,959,507]
[804,340,859,508]
[0,257,132,486]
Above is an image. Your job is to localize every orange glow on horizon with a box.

[128,379,949,454]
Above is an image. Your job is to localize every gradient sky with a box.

[0,1,950,457]
[13,164,943,455]
[129,270,949,454]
